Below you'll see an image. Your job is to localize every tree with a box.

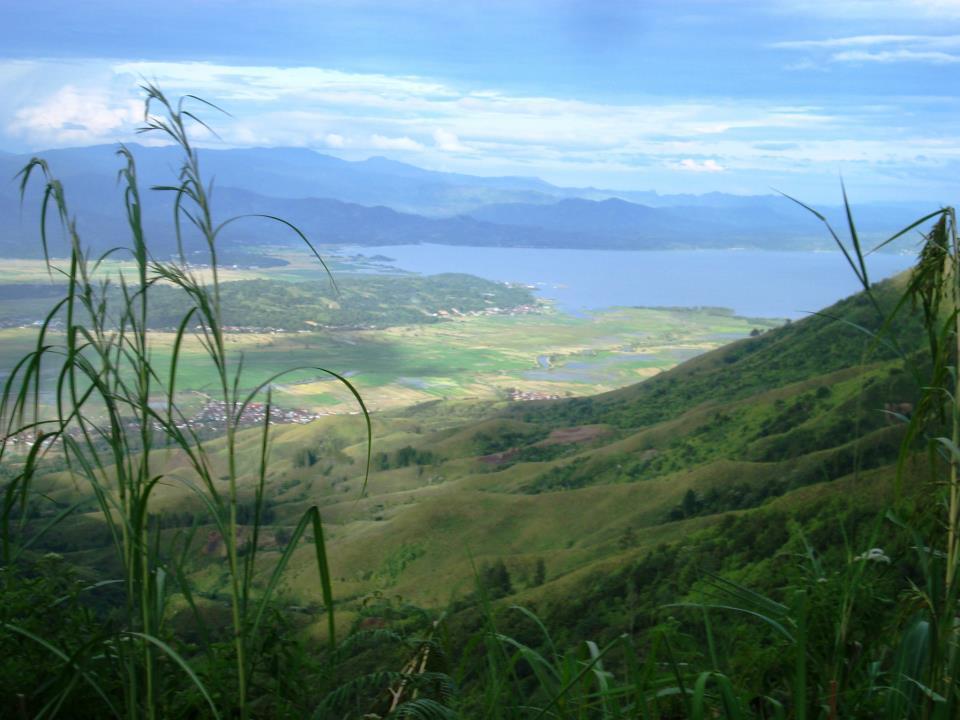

[481,560,513,599]
[294,447,318,467]
[532,558,546,587]
[618,526,638,550]
[682,489,700,518]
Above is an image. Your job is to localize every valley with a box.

[0,297,774,413]
[19,271,922,643]
[0,253,780,418]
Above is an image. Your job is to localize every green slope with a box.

[241,273,925,622]
[13,272,926,641]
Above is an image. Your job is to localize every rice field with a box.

[0,305,780,415]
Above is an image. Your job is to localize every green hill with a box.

[17,273,897,619]
[17,273,923,610]
[5,259,945,717]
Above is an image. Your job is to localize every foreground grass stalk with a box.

[948,213,960,598]
[806,199,960,714]
[1,84,369,718]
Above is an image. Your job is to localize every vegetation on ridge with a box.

[0,272,537,332]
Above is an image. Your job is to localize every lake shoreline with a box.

[329,244,915,319]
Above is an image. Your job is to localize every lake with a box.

[338,245,916,319]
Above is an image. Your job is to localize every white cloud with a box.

[772,34,960,49]
[369,134,424,151]
[784,59,830,72]
[0,58,957,199]
[773,32,960,65]
[831,49,960,62]
[88,61,834,151]
[433,128,469,152]
[113,61,456,105]
[8,84,140,145]
[667,158,726,173]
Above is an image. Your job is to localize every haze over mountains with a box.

[0,143,934,258]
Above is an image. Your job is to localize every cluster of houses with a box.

[4,432,59,450]
[506,387,562,402]
[428,303,541,320]
[190,399,323,429]
[1,318,64,330]
[4,398,326,451]
[218,325,293,334]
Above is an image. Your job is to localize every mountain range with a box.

[0,143,935,258]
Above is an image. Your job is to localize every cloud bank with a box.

[0,57,957,200]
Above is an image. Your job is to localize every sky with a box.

[1,0,959,202]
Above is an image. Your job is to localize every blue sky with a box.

[2,0,959,202]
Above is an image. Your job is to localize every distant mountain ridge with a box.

[465,196,927,247]
[468,196,826,241]
[0,144,935,257]
[0,144,561,216]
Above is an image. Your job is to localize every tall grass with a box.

[827,201,960,719]
[0,85,369,719]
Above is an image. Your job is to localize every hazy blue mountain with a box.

[6,143,930,220]
[0,144,560,217]
[0,177,596,258]
[0,144,936,258]
[469,196,934,248]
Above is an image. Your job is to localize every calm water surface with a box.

[340,245,915,319]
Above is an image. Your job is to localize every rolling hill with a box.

[274,273,922,614]
[21,271,924,630]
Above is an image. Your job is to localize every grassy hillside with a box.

[270,274,922,605]
[2,262,943,718]
[17,273,921,613]
[6,246,936,716]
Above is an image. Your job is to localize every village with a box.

[505,387,562,402]
[427,301,542,320]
